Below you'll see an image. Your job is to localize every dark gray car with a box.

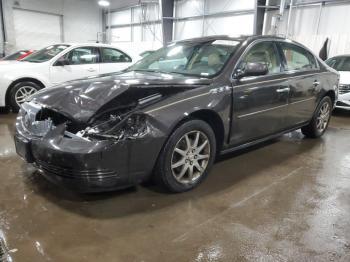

[14,35,339,193]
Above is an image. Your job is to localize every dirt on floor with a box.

[0,110,350,262]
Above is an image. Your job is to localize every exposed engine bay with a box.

[19,92,164,142]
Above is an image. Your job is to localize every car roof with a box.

[59,43,121,47]
[173,35,288,44]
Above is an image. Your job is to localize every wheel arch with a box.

[168,109,225,153]
[323,89,336,107]
[5,77,45,107]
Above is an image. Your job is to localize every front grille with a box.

[36,160,117,178]
[339,84,350,94]
[336,101,350,107]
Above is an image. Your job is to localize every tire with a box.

[9,81,41,113]
[154,119,216,193]
[301,96,332,138]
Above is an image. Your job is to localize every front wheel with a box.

[301,96,332,138]
[154,119,216,193]
[9,81,41,112]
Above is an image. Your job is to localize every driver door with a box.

[50,46,100,85]
[230,41,290,145]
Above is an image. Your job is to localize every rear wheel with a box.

[155,119,216,193]
[301,96,332,138]
[9,81,41,112]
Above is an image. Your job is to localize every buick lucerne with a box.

[14,35,339,193]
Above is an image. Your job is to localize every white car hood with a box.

[339,71,350,85]
[0,61,44,72]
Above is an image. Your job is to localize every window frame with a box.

[54,46,100,66]
[99,47,132,64]
[276,41,320,73]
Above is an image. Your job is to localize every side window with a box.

[239,41,281,75]
[64,47,98,65]
[101,48,132,63]
[280,43,317,71]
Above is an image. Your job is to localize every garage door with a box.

[13,9,62,50]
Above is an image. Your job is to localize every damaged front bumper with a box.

[14,104,166,193]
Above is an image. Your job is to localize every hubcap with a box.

[171,130,210,184]
[15,86,37,105]
[316,101,330,132]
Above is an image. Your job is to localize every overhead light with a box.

[98,0,110,7]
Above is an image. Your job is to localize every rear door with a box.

[277,42,320,126]
[50,46,100,84]
[99,47,133,74]
[230,41,290,145]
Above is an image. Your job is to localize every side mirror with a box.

[234,62,268,79]
[54,57,70,66]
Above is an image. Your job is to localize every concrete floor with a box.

[0,112,350,262]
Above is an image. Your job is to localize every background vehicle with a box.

[14,35,338,193]
[326,55,350,110]
[0,50,35,61]
[140,50,155,58]
[0,43,137,112]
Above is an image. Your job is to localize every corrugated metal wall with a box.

[263,1,350,57]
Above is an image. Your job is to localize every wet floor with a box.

[1,111,350,262]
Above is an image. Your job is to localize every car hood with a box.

[0,60,44,71]
[30,71,211,123]
[339,71,350,85]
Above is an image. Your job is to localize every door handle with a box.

[313,80,320,86]
[87,68,96,72]
[276,87,290,93]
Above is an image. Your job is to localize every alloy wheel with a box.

[15,86,37,105]
[171,130,211,184]
[316,101,331,132]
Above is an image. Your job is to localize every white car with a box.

[0,43,138,111]
[326,55,350,110]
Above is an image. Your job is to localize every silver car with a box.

[326,55,350,109]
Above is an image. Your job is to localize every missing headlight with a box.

[83,113,148,140]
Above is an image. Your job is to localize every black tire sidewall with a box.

[157,119,217,193]
[9,81,41,112]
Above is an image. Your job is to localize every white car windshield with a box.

[23,45,70,63]
[128,40,241,77]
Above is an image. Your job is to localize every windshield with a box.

[326,56,350,71]
[3,50,29,61]
[128,40,241,77]
[23,45,70,63]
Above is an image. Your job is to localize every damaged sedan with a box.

[14,35,339,193]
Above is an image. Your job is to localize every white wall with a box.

[173,0,256,41]
[2,0,102,54]
[108,3,163,55]
[263,2,350,57]
[63,0,102,43]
